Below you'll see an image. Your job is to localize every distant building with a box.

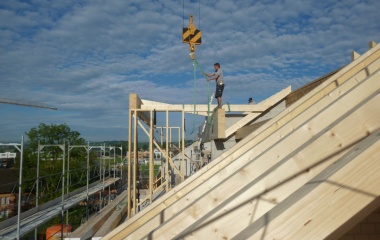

[0,169,18,220]
[153,149,161,159]
[131,149,162,165]
[0,152,16,168]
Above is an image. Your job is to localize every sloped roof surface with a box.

[103,42,380,239]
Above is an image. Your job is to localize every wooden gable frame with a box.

[104,42,380,239]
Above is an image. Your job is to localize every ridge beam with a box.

[139,102,271,112]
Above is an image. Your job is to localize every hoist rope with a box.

[182,0,201,29]
[184,58,208,136]
[186,58,234,145]
[199,0,201,29]
[182,0,185,28]
[182,0,218,139]
[193,59,212,117]
[187,59,198,135]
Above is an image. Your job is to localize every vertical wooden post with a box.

[166,110,169,191]
[133,111,138,215]
[181,110,185,181]
[127,110,132,219]
[213,108,226,139]
[149,110,153,203]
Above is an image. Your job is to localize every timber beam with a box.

[102,42,380,240]
[140,99,271,113]
[129,93,151,124]
[225,86,291,138]
[212,108,226,139]
[113,49,380,240]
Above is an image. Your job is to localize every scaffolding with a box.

[0,139,123,239]
[126,92,280,218]
[127,94,186,218]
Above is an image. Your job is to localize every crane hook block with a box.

[182,14,202,46]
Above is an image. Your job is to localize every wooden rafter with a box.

[224,86,291,138]
[242,129,380,239]
[119,66,380,240]
[104,42,380,239]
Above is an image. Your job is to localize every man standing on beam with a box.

[203,63,225,108]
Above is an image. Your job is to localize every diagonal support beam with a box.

[224,86,291,138]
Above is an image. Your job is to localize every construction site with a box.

[1,8,380,240]
[97,40,380,240]
[2,40,379,240]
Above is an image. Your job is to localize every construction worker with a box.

[203,63,224,108]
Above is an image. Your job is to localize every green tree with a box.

[26,123,85,151]
[142,144,148,151]
[23,123,87,202]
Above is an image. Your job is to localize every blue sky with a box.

[0,0,379,142]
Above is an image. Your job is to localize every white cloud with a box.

[1,0,379,141]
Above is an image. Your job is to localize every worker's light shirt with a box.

[215,69,224,84]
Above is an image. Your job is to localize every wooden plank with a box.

[141,96,270,114]
[140,71,380,239]
[149,111,154,203]
[129,93,142,110]
[102,44,380,240]
[165,110,169,191]
[173,87,380,240]
[336,45,380,85]
[127,110,132,218]
[285,69,341,107]
[139,102,271,112]
[235,119,271,140]
[225,86,291,138]
[132,112,138,215]
[104,48,380,240]
[251,86,291,108]
[182,110,186,181]
[108,63,378,238]
[366,56,380,75]
[93,192,129,238]
[212,108,226,139]
[242,130,380,240]
[129,93,150,124]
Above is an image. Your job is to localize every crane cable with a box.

[183,0,201,29]
[183,0,225,136]
[182,0,218,117]
[184,59,212,136]
[190,59,218,135]
[183,0,203,136]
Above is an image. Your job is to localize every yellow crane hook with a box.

[182,14,202,60]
